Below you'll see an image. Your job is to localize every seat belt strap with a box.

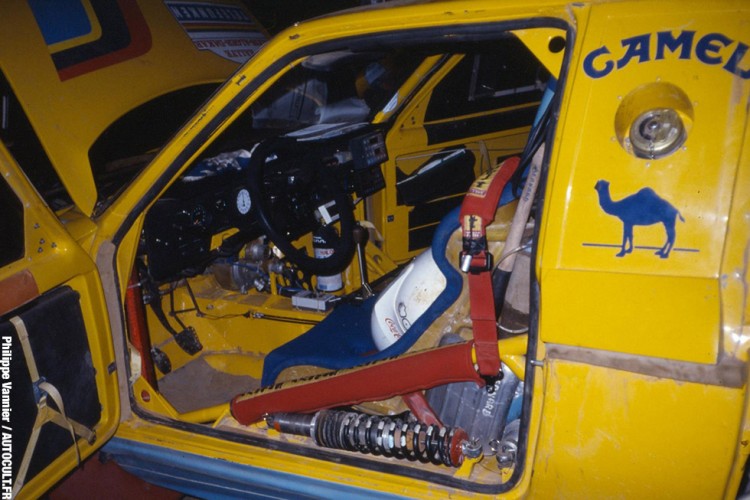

[458,157,520,378]
[10,316,96,497]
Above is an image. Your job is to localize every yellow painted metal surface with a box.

[3,0,750,497]
[542,269,720,362]
[106,1,748,497]
[533,2,750,496]
[0,144,120,499]
[530,360,744,498]
[539,1,750,362]
[721,65,750,497]
[722,97,750,362]
[0,1,258,214]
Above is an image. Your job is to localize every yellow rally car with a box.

[1,0,749,498]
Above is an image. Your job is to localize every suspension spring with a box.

[267,410,469,467]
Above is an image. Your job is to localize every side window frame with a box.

[424,37,550,123]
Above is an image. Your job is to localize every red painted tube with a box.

[402,391,442,426]
[124,269,157,387]
[231,342,483,425]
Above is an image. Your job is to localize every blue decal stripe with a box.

[50,0,130,72]
[582,242,699,253]
[102,437,409,499]
[29,0,92,45]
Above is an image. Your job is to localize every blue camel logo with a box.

[594,180,685,258]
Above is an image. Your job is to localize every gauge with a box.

[191,205,209,227]
[236,188,252,215]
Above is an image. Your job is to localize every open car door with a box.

[0,143,119,499]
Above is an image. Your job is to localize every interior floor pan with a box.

[158,354,260,414]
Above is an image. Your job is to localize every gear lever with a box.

[353,224,374,299]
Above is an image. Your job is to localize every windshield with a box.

[251,50,422,133]
[88,51,421,212]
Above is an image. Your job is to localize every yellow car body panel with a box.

[1,0,749,498]
[539,1,746,359]
[531,361,744,498]
[0,0,265,215]
[0,142,121,499]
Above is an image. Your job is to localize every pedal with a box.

[174,326,203,355]
[151,347,172,374]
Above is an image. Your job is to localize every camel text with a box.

[583,31,750,79]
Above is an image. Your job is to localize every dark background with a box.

[247,0,371,34]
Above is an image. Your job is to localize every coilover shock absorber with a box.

[266,410,470,467]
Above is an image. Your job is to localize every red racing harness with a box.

[231,157,520,425]
[459,156,520,380]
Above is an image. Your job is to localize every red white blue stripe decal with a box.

[29,0,152,81]
[165,1,266,64]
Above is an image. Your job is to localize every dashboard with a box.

[142,126,387,283]
[143,164,255,281]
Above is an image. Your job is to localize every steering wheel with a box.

[246,139,356,276]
